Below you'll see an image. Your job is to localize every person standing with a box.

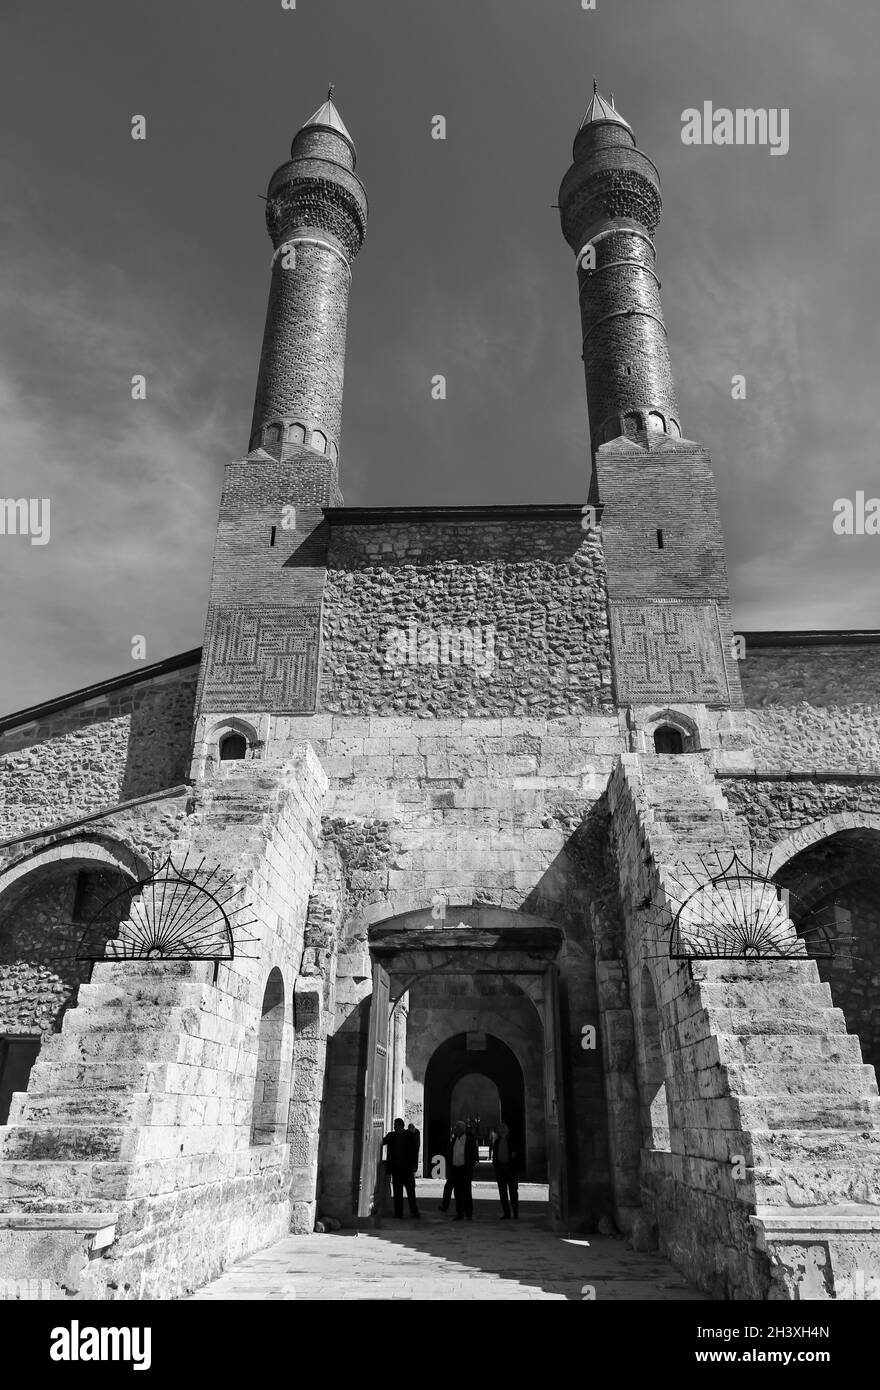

[490,1121,519,1220]
[406,1122,421,1178]
[382,1118,420,1219]
[439,1125,456,1212]
[448,1120,478,1221]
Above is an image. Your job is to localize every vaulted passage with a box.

[774,827,880,1081]
[423,1032,527,1177]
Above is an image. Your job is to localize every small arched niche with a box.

[654,725,684,754]
[219,731,248,762]
[646,709,700,754]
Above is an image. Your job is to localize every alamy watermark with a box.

[833,491,880,535]
[382,622,495,677]
[0,498,50,545]
[681,103,789,156]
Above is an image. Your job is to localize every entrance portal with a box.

[424,1033,526,1176]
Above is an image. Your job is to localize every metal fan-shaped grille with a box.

[76,853,256,965]
[663,849,835,961]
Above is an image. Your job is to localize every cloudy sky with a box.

[0,0,877,713]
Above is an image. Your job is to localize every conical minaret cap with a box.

[579,81,633,133]
[303,95,354,144]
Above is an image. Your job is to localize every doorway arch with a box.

[423,1032,527,1177]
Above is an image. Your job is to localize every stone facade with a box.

[1,87,879,1304]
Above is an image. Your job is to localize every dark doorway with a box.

[654,725,684,754]
[423,1032,526,1177]
[0,1037,41,1124]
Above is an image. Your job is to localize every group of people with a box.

[382,1117,519,1222]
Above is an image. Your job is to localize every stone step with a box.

[0,1160,101,1205]
[724,1062,877,1099]
[746,1129,880,1165]
[700,960,821,984]
[704,1007,848,1037]
[0,1124,136,1162]
[715,1031,866,1066]
[735,1093,880,1130]
[698,979,834,1011]
[33,1032,185,1066]
[22,1060,166,1093]
[75,980,210,1010]
[61,1004,206,1034]
[10,1092,152,1127]
[753,1163,880,1207]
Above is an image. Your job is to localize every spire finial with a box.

[328,83,334,103]
[610,91,615,108]
[593,76,598,94]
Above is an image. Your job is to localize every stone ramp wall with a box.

[607,753,880,1299]
[0,747,327,1298]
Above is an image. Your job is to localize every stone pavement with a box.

[188,1182,707,1301]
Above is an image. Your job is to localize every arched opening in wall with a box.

[423,1032,526,1179]
[0,849,140,1123]
[449,1073,502,1141]
[219,731,248,761]
[251,967,286,1145]
[290,423,306,445]
[773,827,880,1084]
[653,725,684,754]
[636,966,671,1152]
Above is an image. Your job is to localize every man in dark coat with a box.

[447,1120,478,1221]
[382,1118,420,1218]
[490,1121,519,1219]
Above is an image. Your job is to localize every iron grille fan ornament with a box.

[75,853,259,978]
[656,848,836,961]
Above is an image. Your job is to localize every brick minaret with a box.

[195,94,368,723]
[560,85,743,710]
[559,83,681,461]
[249,91,368,499]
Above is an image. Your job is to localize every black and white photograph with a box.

[0,0,877,1350]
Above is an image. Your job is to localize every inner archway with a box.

[773,826,880,1082]
[423,1032,527,1177]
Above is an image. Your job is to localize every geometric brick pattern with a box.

[610,599,730,703]
[201,605,321,712]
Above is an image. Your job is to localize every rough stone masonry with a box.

[0,87,878,1301]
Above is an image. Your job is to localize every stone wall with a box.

[719,777,880,849]
[0,662,198,843]
[739,637,880,707]
[321,512,612,716]
[740,705,880,771]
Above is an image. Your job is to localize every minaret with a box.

[559,84,743,711]
[559,83,681,460]
[249,90,368,499]
[195,94,368,724]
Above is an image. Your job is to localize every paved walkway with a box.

[189,1182,706,1301]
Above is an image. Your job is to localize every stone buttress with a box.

[0,747,329,1298]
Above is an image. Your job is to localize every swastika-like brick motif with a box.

[201,606,320,712]
[610,600,730,703]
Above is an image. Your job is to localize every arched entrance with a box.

[0,840,141,1122]
[773,825,880,1081]
[424,1033,526,1176]
[350,909,568,1226]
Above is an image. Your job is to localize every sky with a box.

[0,0,878,713]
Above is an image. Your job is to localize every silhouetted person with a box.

[382,1118,420,1218]
[439,1125,456,1212]
[490,1122,519,1219]
[448,1120,478,1221]
[406,1123,421,1177]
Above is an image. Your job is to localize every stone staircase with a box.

[0,748,326,1297]
[613,752,880,1296]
